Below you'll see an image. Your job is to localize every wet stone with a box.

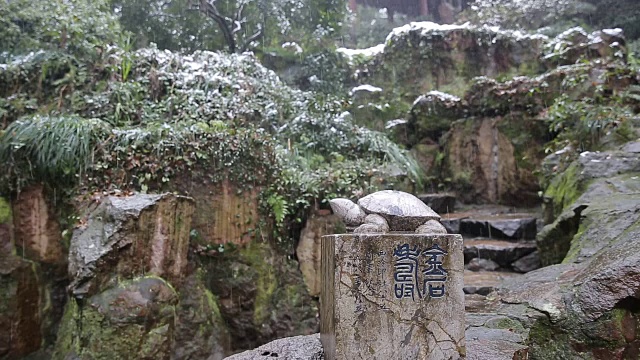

[466,258,500,272]
[464,271,522,296]
[460,215,538,240]
[511,251,542,273]
[463,239,537,268]
[321,234,465,360]
[417,193,456,214]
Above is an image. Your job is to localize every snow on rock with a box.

[337,44,385,63]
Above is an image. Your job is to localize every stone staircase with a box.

[420,195,544,358]
[419,195,543,312]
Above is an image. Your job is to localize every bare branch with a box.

[197,0,237,52]
[240,27,263,52]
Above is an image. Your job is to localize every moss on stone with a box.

[528,320,583,359]
[52,299,81,359]
[53,276,177,360]
[485,316,527,334]
[544,162,585,221]
[238,242,277,326]
[0,197,11,224]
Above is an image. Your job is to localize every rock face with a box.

[68,194,194,298]
[444,118,518,204]
[0,252,43,358]
[538,145,640,265]
[54,277,179,360]
[297,212,341,297]
[473,143,640,358]
[53,193,232,359]
[11,184,65,265]
[321,234,465,359]
[225,334,324,360]
[184,179,260,246]
[206,242,319,353]
[173,271,230,360]
[362,22,546,100]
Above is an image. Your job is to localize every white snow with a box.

[603,28,623,37]
[337,44,385,60]
[351,84,383,93]
[427,91,461,102]
[386,21,470,42]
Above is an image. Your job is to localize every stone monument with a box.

[321,190,465,359]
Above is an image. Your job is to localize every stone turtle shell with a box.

[357,190,441,231]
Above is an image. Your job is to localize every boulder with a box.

[68,193,194,297]
[466,314,529,360]
[53,277,178,360]
[511,251,542,273]
[542,145,640,223]
[484,154,640,357]
[224,334,323,360]
[539,146,640,265]
[297,213,341,297]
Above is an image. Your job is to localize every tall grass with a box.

[0,115,112,182]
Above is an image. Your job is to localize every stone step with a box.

[463,270,522,296]
[417,193,456,214]
[442,207,540,240]
[466,314,529,360]
[464,239,537,269]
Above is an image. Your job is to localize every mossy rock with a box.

[203,241,318,352]
[53,276,178,360]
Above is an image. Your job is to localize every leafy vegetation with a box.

[0,0,421,248]
[111,0,346,54]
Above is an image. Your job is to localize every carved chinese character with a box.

[422,244,448,298]
[393,243,421,300]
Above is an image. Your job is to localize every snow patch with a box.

[337,44,385,60]
[351,84,383,93]
[602,28,623,37]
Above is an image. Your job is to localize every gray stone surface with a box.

[466,258,500,272]
[510,251,541,273]
[297,213,341,297]
[417,193,456,214]
[463,239,537,268]
[465,314,529,360]
[321,234,465,360]
[330,190,442,233]
[224,334,323,360]
[68,194,194,298]
[460,215,538,240]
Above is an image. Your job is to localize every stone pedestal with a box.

[321,234,465,360]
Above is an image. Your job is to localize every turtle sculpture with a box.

[329,190,447,234]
